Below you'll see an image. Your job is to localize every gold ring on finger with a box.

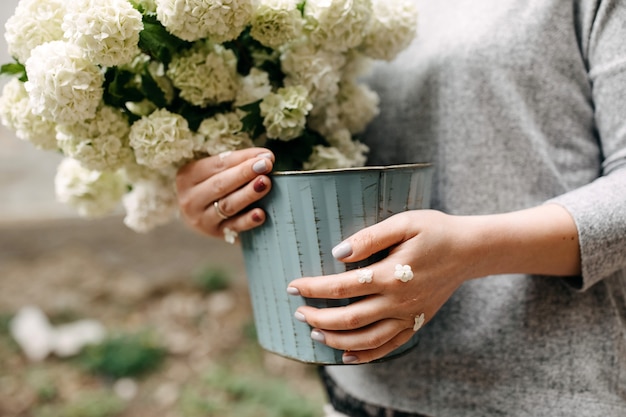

[213,200,230,220]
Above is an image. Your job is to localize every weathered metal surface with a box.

[240,163,433,364]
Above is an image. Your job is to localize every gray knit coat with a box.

[325,0,626,415]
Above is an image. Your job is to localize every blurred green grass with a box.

[0,260,325,417]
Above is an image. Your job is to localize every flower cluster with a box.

[0,0,418,232]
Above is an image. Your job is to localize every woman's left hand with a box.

[287,210,470,364]
[287,204,581,364]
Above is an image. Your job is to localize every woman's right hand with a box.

[175,148,274,240]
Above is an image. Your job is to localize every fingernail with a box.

[294,311,307,323]
[252,212,263,223]
[286,286,300,296]
[332,241,352,259]
[343,354,359,364]
[253,177,267,192]
[256,152,273,159]
[253,159,268,174]
[311,329,326,344]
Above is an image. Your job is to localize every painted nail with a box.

[253,177,267,193]
[256,152,273,159]
[252,212,263,223]
[286,286,300,296]
[311,329,326,344]
[294,311,307,323]
[342,354,359,364]
[253,159,268,174]
[332,241,353,259]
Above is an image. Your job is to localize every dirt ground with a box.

[0,216,325,417]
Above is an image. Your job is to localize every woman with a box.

[176,0,626,415]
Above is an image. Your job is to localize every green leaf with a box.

[140,70,167,108]
[102,68,144,108]
[138,14,191,65]
[172,98,230,132]
[239,100,265,139]
[1,62,27,82]
[297,1,307,16]
[224,29,284,85]
[266,129,327,171]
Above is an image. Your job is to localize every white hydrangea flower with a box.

[122,158,177,184]
[121,54,176,108]
[24,41,104,124]
[0,78,58,150]
[63,0,143,67]
[341,49,374,79]
[307,81,379,137]
[56,106,134,172]
[336,80,380,134]
[307,100,341,138]
[55,157,126,217]
[356,268,373,284]
[394,264,414,283]
[167,42,238,107]
[281,39,346,105]
[4,0,66,63]
[223,227,238,244]
[129,108,199,170]
[325,128,368,167]
[250,0,303,48]
[122,179,179,233]
[413,313,425,332]
[302,145,353,171]
[303,0,372,52]
[260,85,312,141]
[197,112,254,155]
[235,68,272,106]
[125,99,158,117]
[360,0,418,61]
[303,126,370,170]
[156,0,254,42]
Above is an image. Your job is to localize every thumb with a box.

[331,214,410,263]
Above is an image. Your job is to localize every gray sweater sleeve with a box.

[551,0,626,290]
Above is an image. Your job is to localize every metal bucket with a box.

[240,163,433,364]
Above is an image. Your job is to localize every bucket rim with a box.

[272,162,432,176]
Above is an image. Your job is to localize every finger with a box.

[202,175,272,230]
[310,318,407,352]
[331,213,413,262]
[221,207,267,232]
[212,175,272,220]
[297,295,397,331]
[176,147,274,189]
[178,155,274,217]
[341,328,417,364]
[288,268,387,300]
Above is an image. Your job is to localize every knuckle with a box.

[177,193,194,214]
[353,230,379,251]
[343,312,362,329]
[364,333,386,349]
[328,282,350,299]
[217,198,234,216]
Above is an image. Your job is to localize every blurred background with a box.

[0,1,324,416]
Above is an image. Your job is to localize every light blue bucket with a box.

[240,163,433,364]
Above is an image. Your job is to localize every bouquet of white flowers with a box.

[0,0,418,232]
